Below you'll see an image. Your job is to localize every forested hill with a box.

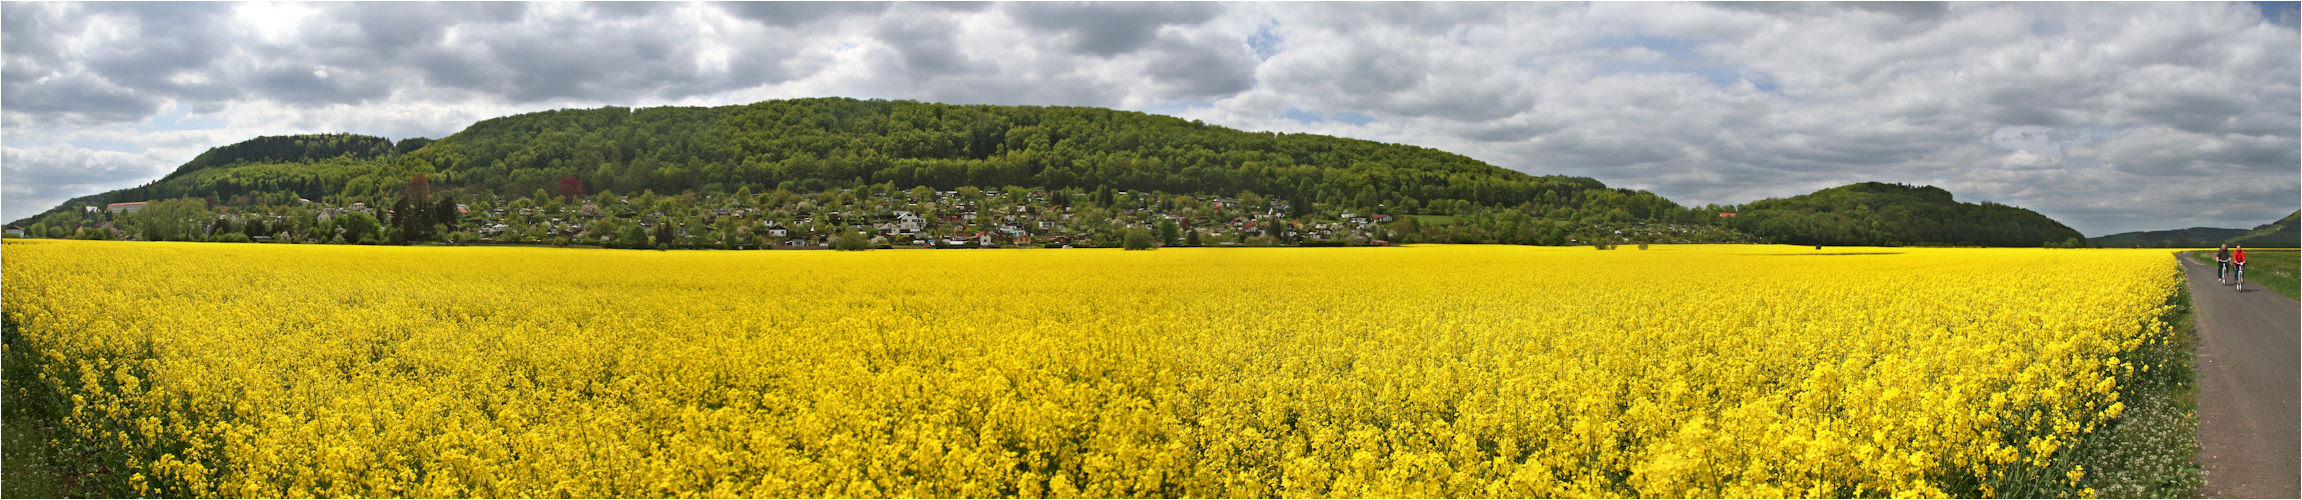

[10,133,429,227]
[161,134,400,181]
[1725,182,2084,247]
[392,98,1675,215]
[16,99,2091,249]
[2226,210,2301,248]
[14,97,1713,243]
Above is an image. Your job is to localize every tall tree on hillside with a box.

[434,194,460,231]
[557,176,586,200]
[400,174,434,241]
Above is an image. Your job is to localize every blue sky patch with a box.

[1247,21,1282,60]
[2259,1,2299,27]
[1283,108,1374,126]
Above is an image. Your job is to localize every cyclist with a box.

[2218,243,2233,284]
[2233,244,2247,291]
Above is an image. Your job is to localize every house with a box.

[4,226,22,238]
[106,201,147,214]
[1373,214,1395,223]
[886,211,927,234]
[1719,212,1738,218]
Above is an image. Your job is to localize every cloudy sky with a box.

[3,1,2296,235]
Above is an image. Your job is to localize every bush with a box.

[833,231,873,251]
[1637,243,1650,250]
[1122,229,1157,250]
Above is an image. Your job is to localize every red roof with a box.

[107,201,147,207]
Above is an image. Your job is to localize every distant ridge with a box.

[11,99,2092,249]
[2227,210,2301,248]
[2091,210,2302,248]
[2092,227,2251,248]
[1725,182,2083,247]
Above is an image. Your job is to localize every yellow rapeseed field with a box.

[1,240,2180,497]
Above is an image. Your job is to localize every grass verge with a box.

[2069,262,2204,497]
[2,318,113,499]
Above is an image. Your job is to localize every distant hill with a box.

[10,134,421,226]
[388,98,1677,216]
[12,98,1717,243]
[1725,182,2083,247]
[2227,210,2301,248]
[160,133,399,181]
[2092,227,2251,248]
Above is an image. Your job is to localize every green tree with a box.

[618,224,649,249]
[1157,219,1181,246]
[833,230,873,251]
[338,212,381,244]
[130,198,215,241]
[1122,228,1156,250]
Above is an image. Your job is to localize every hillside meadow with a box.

[1,241,2195,497]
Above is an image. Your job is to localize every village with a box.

[15,183,1750,249]
[458,187,1402,249]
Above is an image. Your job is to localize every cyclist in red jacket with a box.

[2233,244,2248,290]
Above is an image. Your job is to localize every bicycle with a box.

[2234,263,2245,291]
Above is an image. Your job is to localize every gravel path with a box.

[2183,255,2300,498]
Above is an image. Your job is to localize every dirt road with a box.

[2183,255,2300,498]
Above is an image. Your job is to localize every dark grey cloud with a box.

[345,2,526,49]
[1709,1,1945,21]
[1,3,229,125]
[1005,2,1221,56]
[1143,33,1256,99]
[584,1,662,19]
[717,1,889,27]
[874,15,975,78]
[0,72,162,127]
[322,2,791,104]
[77,3,235,92]
[248,64,395,105]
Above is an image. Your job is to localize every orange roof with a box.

[107,201,147,207]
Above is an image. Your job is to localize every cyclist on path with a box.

[2234,244,2248,291]
[2219,243,2234,284]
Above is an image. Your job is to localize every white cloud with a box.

[2,1,2294,236]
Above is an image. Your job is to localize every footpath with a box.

[2181,255,2300,498]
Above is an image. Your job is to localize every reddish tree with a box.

[404,174,431,206]
[556,176,585,200]
[401,174,434,240]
